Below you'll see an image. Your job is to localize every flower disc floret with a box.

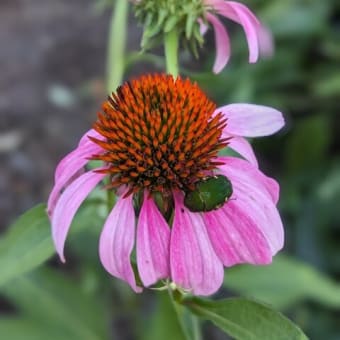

[90,74,228,196]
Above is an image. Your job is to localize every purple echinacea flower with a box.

[48,74,284,296]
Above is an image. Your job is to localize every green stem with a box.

[105,0,128,211]
[192,314,202,340]
[169,289,202,340]
[164,29,179,77]
[107,0,129,93]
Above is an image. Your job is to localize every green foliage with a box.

[225,255,340,310]
[284,115,331,174]
[0,200,105,287]
[141,293,188,340]
[0,268,108,340]
[183,297,308,340]
[0,317,64,340]
[263,0,329,37]
[0,204,53,287]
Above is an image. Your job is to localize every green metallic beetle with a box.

[184,175,233,212]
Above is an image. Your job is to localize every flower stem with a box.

[164,28,179,77]
[107,0,128,93]
[169,288,202,340]
[106,0,128,211]
[191,314,202,340]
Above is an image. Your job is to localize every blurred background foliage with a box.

[0,0,339,339]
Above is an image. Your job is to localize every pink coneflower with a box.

[48,74,284,295]
[202,0,273,73]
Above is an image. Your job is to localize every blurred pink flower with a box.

[48,74,284,295]
[202,0,273,73]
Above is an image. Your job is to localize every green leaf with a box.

[0,268,108,340]
[225,255,340,310]
[0,204,53,287]
[183,297,308,340]
[141,293,188,340]
[0,200,105,287]
[0,317,65,340]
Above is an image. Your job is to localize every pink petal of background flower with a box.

[205,13,231,73]
[203,0,273,72]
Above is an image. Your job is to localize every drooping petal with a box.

[218,158,284,253]
[204,200,272,266]
[258,25,274,58]
[136,194,170,286]
[56,129,103,181]
[170,192,224,296]
[51,170,106,262]
[99,194,142,293]
[217,156,279,204]
[226,135,258,167]
[218,103,284,137]
[48,142,103,216]
[206,13,231,74]
[78,128,103,147]
[208,0,260,63]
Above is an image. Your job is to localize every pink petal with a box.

[48,142,103,217]
[204,200,272,266]
[217,156,279,204]
[136,194,170,286]
[258,25,274,58]
[99,194,142,293]
[170,192,224,296]
[213,1,260,63]
[78,128,103,147]
[219,103,284,137]
[52,170,106,262]
[198,18,209,35]
[56,129,103,180]
[218,158,284,253]
[226,135,258,167]
[206,13,231,74]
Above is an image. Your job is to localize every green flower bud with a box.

[133,0,206,55]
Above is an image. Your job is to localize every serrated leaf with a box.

[225,255,340,310]
[183,297,308,340]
